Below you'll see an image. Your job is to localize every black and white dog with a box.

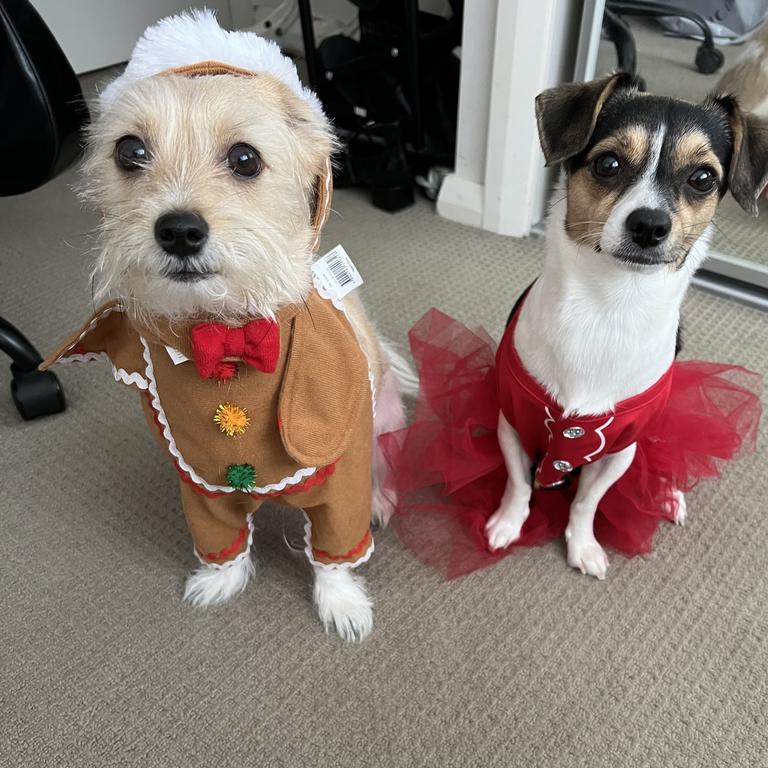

[485,73,768,578]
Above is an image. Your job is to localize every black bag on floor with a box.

[304,0,463,211]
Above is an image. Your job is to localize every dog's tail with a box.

[371,337,416,527]
[379,337,418,398]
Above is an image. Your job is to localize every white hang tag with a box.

[312,244,363,300]
[165,345,189,365]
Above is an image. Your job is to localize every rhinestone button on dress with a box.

[562,426,585,439]
[553,459,573,473]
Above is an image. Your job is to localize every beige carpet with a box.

[2,149,768,766]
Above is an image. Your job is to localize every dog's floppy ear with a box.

[310,160,333,248]
[278,299,369,467]
[535,73,636,166]
[713,94,768,216]
[278,90,336,246]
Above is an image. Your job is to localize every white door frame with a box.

[438,0,587,237]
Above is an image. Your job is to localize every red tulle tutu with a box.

[380,309,762,580]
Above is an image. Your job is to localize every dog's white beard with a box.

[91,238,314,324]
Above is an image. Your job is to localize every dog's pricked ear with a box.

[714,94,768,216]
[535,73,636,166]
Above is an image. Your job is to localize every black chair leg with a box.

[604,9,637,75]
[607,1,724,75]
[0,316,65,419]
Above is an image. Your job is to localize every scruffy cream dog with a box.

[41,11,410,640]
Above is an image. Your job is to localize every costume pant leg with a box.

[179,482,261,565]
[304,502,373,567]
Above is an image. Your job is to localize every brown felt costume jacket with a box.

[41,60,375,569]
[41,288,375,568]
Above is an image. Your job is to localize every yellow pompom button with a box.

[214,402,250,437]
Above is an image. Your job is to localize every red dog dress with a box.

[496,303,676,489]
[380,296,762,579]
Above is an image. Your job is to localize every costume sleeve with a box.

[278,300,371,467]
[38,301,147,387]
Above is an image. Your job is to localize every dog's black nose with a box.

[625,208,671,249]
[154,212,209,257]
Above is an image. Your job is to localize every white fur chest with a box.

[513,199,706,416]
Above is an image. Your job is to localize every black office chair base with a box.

[607,1,724,76]
[11,365,65,420]
[1,317,66,419]
[695,44,724,75]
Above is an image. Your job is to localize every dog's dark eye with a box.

[593,152,621,178]
[688,167,717,193]
[115,135,150,171]
[227,143,263,178]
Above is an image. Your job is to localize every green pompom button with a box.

[226,463,256,491]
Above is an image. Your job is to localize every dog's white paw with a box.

[183,555,255,608]
[313,566,373,642]
[485,505,529,550]
[565,530,609,580]
[668,489,687,526]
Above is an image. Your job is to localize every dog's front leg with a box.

[179,483,257,607]
[304,504,374,642]
[486,413,533,550]
[565,443,636,579]
[312,566,373,643]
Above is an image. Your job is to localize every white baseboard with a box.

[436,176,484,228]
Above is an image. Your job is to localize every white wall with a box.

[30,0,248,73]
[438,0,586,237]
[436,0,496,228]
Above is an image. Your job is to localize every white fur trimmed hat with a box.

[99,9,323,116]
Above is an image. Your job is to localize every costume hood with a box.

[99,9,323,116]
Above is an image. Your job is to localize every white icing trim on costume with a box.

[302,511,375,571]
[55,349,149,390]
[584,416,615,463]
[58,351,104,364]
[544,406,555,443]
[140,336,319,494]
[113,367,149,389]
[194,513,254,570]
[61,303,121,353]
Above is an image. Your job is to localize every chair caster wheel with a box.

[11,365,66,420]
[695,45,724,75]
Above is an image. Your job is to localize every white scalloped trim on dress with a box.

[56,350,149,391]
[62,303,121,349]
[302,512,375,571]
[194,513,255,569]
[140,336,319,494]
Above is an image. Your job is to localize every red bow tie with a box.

[190,319,280,380]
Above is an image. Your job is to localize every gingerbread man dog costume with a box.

[40,11,409,641]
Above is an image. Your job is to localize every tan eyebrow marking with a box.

[587,125,650,167]
[671,129,723,177]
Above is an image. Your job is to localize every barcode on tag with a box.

[312,244,363,300]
